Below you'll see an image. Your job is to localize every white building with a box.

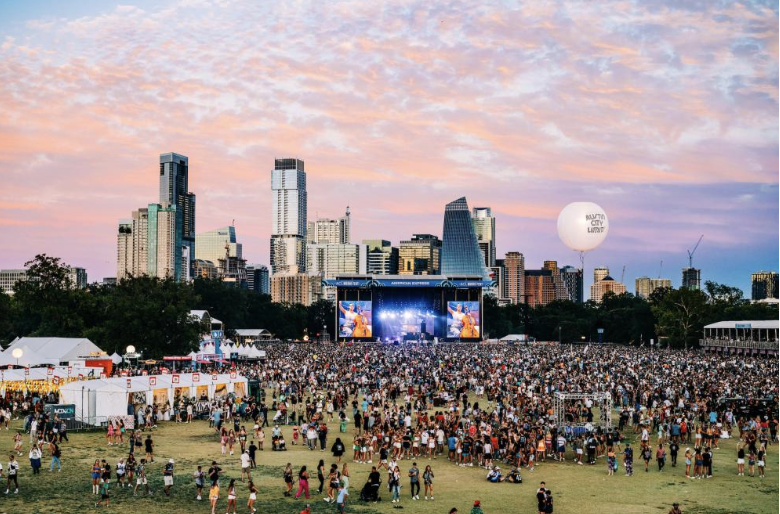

[271,158,307,274]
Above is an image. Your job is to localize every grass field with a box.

[0,406,776,514]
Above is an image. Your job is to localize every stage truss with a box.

[552,391,613,430]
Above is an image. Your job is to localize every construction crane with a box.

[658,260,663,279]
[621,265,626,283]
[687,235,704,268]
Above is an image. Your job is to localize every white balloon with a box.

[557,202,609,252]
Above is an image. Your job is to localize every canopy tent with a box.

[59,372,249,422]
[110,353,123,364]
[1,337,105,366]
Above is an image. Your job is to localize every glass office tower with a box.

[441,197,489,278]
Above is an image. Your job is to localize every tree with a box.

[651,287,709,349]
[308,299,335,341]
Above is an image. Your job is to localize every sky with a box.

[0,0,777,295]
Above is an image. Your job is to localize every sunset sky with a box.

[0,0,777,294]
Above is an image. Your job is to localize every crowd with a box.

[0,341,776,512]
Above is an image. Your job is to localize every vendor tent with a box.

[59,372,248,423]
[1,337,105,365]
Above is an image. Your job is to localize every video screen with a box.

[338,301,372,339]
[447,301,480,339]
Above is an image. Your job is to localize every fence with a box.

[700,338,778,350]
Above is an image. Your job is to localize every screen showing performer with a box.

[338,301,373,338]
[447,301,480,339]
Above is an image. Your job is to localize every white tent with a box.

[58,372,249,423]
[1,337,105,365]
[110,353,123,364]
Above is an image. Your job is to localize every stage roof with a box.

[323,274,495,288]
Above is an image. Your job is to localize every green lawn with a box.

[0,412,776,514]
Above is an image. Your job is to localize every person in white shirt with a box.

[5,455,19,494]
[240,450,252,482]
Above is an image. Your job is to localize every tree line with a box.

[0,254,775,356]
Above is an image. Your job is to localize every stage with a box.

[323,274,494,342]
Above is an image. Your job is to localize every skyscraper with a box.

[195,227,247,284]
[131,207,149,277]
[590,267,627,302]
[146,203,177,279]
[271,158,307,274]
[398,234,442,275]
[681,267,701,290]
[117,221,133,281]
[246,264,270,295]
[159,152,195,281]
[560,265,584,303]
[543,260,567,300]
[441,197,489,277]
[751,271,778,300]
[363,240,399,275]
[472,207,496,268]
[307,207,351,245]
[504,252,525,304]
[67,267,88,289]
[635,276,672,299]
[525,269,556,306]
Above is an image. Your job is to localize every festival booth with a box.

[59,372,248,425]
[0,364,94,397]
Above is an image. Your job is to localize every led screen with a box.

[338,301,373,339]
[447,301,480,339]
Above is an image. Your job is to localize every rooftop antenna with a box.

[687,235,704,268]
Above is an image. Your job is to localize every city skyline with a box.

[0,1,777,294]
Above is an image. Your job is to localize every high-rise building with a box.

[681,267,701,290]
[543,260,567,300]
[441,197,489,277]
[146,203,177,279]
[246,264,270,295]
[196,226,243,264]
[270,273,310,305]
[308,207,350,245]
[635,277,672,299]
[593,266,609,283]
[363,240,399,275]
[308,243,366,278]
[472,207,496,268]
[590,268,627,303]
[67,267,88,289]
[504,252,525,304]
[117,220,133,281]
[751,271,779,300]
[0,269,27,294]
[489,260,509,303]
[159,153,195,281]
[192,259,218,279]
[524,269,556,307]
[559,265,584,303]
[271,158,307,274]
[398,234,442,275]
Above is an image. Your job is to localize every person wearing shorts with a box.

[5,455,19,494]
[134,458,151,495]
[163,458,174,496]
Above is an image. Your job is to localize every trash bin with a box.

[340,420,347,433]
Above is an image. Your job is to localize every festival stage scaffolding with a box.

[552,391,613,431]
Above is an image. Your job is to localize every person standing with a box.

[389,465,401,503]
[95,478,110,507]
[163,458,174,496]
[208,460,222,487]
[536,482,547,514]
[283,462,293,496]
[29,445,42,474]
[423,464,434,500]
[408,461,420,500]
[115,458,125,487]
[193,465,205,500]
[335,481,349,514]
[226,478,237,514]
[133,458,151,495]
[91,459,102,494]
[145,435,154,463]
[623,444,633,476]
[656,444,666,472]
[209,481,220,514]
[294,465,310,499]
[240,450,252,482]
[248,440,258,469]
[5,455,19,494]
[247,480,257,513]
[669,440,679,467]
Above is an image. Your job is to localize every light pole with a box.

[11,348,23,367]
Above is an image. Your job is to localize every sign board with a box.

[127,378,132,389]
[211,330,224,340]
[735,323,752,329]
[597,328,604,334]
[67,366,72,375]
[149,377,157,386]
[212,373,218,381]
[192,372,200,383]
[43,404,76,419]
[24,367,29,376]
[229,371,237,379]
[172,374,180,384]
[47,367,54,376]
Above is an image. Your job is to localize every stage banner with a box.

[338,300,373,339]
[446,301,481,339]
